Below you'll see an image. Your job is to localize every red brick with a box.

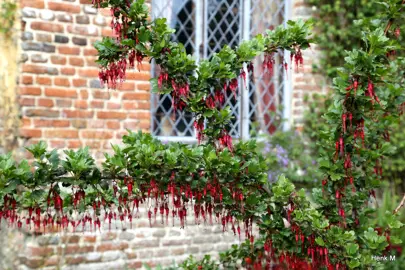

[56,99,72,107]
[20,97,36,106]
[36,33,52,42]
[73,79,87,87]
[128,262,142,268]
[20,86,41,96]
[96,242,128,252]
[85,57,97,67]
[82,130,113,139]
[136,102,150,110]
[51,56,67,65]
[83,236,97,243]
[36,77,52,85]
[88,120,104,128]
[58,46,80,55]
[107,102,121,109]
[90,101,104,108]
[54,78,70,87]
[21,118,31,127]
[83,140,101,149]
[83,48,98,56]
[68,140,82,148]
[122,92,149,100]
[97,111,127,119]
[117,82,135,91]
[78,69,99,78]
[64,256,85,265]
[129,111,150,119]
[20,129,42,138]
[21,0,44,9]
[50,140,66,148]
[21,76,33,85]
[45,88,77,98]
[61,67,76,75]
[123,121,139,130]
[106,121,120,129]
[123,102,136,110]
[72,119,87,129]
[126,72,150,81]
[22,64,46,74]
[74,100,88,109]
[58,245,93,255]
[80,90,89,99]
[45,129,78,139]
[48,2,80,13]
[92,90,110,99]
[137,83,150,91]
[33,119,69,127]
[31,22,63,33]
[79,0,92,4]
[63,110,94,118]
[67,25,98,36]
[101,28,114,37]
[69,57,84,67]
[38,98,54,107]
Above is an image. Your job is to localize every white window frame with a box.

[151,0,292,142]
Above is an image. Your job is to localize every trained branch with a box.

[393,193,405,215]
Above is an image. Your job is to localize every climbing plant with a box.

[1,0,405,269]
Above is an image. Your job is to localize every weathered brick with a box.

[22,257,44,268]
[76,15,90,24]
[82,130,113,139]
[63,110,94,118]
[90,101,104,109]
[54,77,70,87]
[96,242,128,252]
[22,8,37,18]
[122,92,150,100]
[69,57,84,66]
[72,37,87,46]
[51,55,66,65]
[22,64,57,75]
[56,14,73,22]
[21,75,34,85]
[45,88,77,98]
[20,86,41,95]
[44,129,78,139]
[117,82,136,91]
[38,98,54,108]
[97,111,127,120]
[86,252,102,263]
[22,31,34,41]
[83,5,97,14]
[40,9,55,21]
[55,35,69,44]
[20,97,35,106]
[79,69,98,77]
[31,54,48,63]
[20,128,42,138]
[68,140,82,148]
[49,140,65,148]
[106,121,120,129]
[61,67,76,75]
[73,78,87,87]
[36,33,52,42]
[67,25,98,36]
[36,76,52,85]
[74,100,88,109]
[21,0,44,9]
[58,46,80,55]
[56,99,72,107]
[64,256,85,265]
[107,102,121,109]
[94,15,107,26]
[48,2,80,13]
[26,109,59,118]
[31,22,63,33]
[90,79,102,89]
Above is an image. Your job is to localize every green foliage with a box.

[0,0,17,38]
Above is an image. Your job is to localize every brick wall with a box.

[290,0,329,130]
[18,0,151,160]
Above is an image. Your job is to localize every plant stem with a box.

[393,193,405,214]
